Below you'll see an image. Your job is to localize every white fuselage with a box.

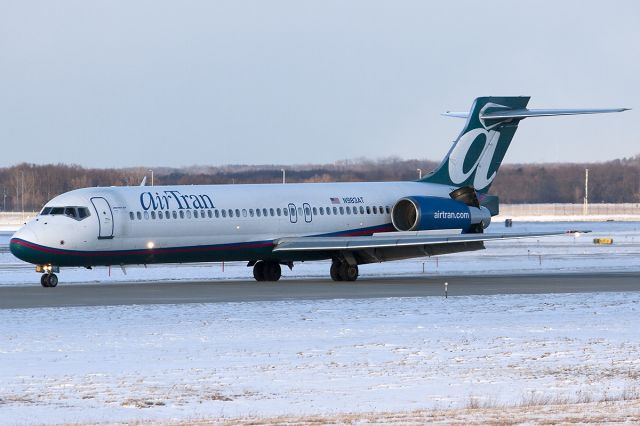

[11,180,456,266]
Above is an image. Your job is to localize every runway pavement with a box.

[1,272,639,309]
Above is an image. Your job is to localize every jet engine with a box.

[391,195,491,233]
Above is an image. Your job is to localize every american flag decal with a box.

[330,197,341,204]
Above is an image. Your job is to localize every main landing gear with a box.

[251,259,359,282]
[253,260,282,282]
[40,273,58,288]
[330,260,359,282]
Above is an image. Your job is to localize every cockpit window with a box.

[40,206,91,221]
[64,207,77,218]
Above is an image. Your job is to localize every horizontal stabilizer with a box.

[443,107,629,120]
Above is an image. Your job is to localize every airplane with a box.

[9,96,628,287]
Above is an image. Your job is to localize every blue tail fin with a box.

[421,96,628,193]
[421,96,530,193]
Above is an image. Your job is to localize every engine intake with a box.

[391,196,491,233]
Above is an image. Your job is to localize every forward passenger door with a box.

[91,197,114,239]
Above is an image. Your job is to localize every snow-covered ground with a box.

[2,221,640,286]
[1,221,639,424]
[0,212,35,232]
[1,292,639,425]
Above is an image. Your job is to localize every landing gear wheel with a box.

[253,261,266,281]
[264,262,282,281]
[41,273,58,287]
[330,262,343,281]
[253,261,281,282]
[47,274,58,287]
[340,264,359,282]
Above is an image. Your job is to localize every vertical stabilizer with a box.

[421,96,530,193]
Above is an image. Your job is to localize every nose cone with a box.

[10,227,39,264]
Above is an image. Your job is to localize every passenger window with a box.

[129,212,134,220]
[372,206,377,214]
[359,206,364,214]
[386,206,391,214]
[214,209,219,218]
[319,207,324,215]
[242,209,247,217]
[270,208,275,216]
[379,206,384,214]
[194,210,199,218]
[228,209,234,218]
[366,206,371,214]
[137,212,142,220]
[186,210,192,219]
[165,211,170,219]
[208,210,213,218]
[256,209,261,217]
[333,207,338,215]
[158,211,163,219]
[249,209,254,217]
[325,207,331,215]
[151,211,156,219]
[221,209,227,218]
[312,207,317,215]
[172,211,177,219]
[276,208,281,216]
[235,209,240,217]
[144,211,150,220]
[263,208,268,217]
[289,207,295,216]
[201,210,205,218]
[179,211,185,219]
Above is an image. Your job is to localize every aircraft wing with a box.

[273,231,573,252]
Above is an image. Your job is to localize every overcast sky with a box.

[1,1,637,168]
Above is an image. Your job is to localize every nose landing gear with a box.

[36,265,60,287]
[40,273,58,288]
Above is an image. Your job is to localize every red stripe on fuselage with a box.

[10,238,274,258]
[10,223,395,258]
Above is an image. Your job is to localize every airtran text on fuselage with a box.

[140,191,215,211]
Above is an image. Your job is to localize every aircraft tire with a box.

[330,262,343,281]
[47,274,59,287]
[253,261,266,281]
[264,262,281,281]
[40,274,49,287]
[340,264,359,282]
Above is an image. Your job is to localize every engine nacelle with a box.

[391,196,491,233]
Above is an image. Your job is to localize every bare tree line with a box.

[1,156,639,211]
